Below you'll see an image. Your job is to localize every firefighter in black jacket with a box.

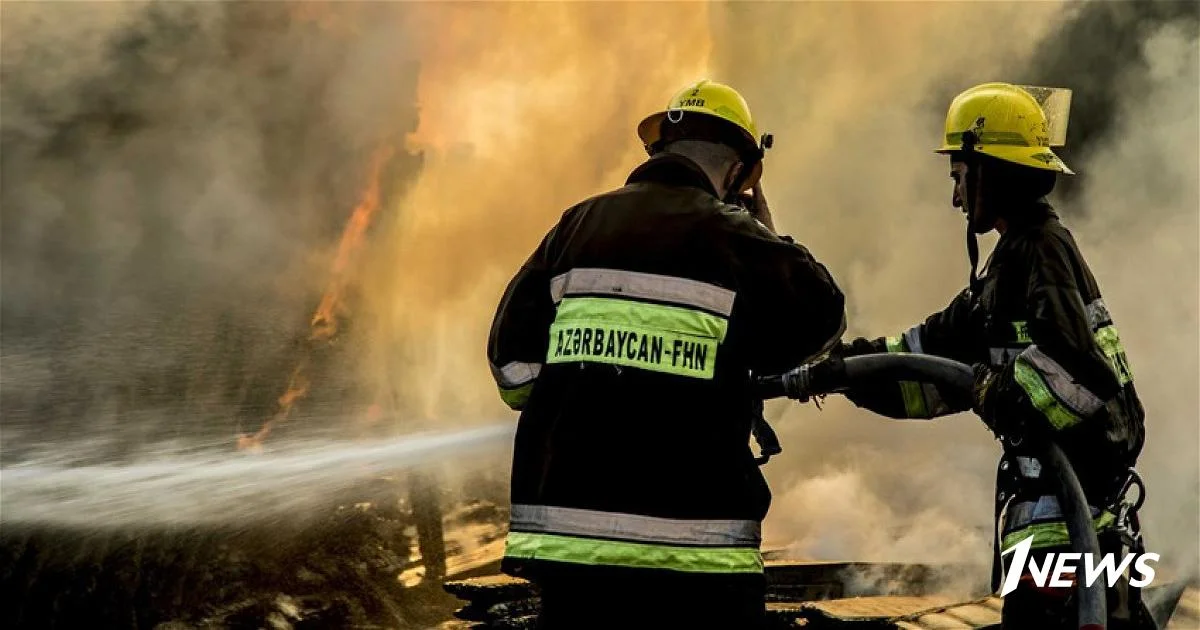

[486,80,847,629]
[832,83,1151,629]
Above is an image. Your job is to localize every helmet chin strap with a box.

[967,218,982,296]
[962,133,983,296]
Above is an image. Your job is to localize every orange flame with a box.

[237,145,394,452]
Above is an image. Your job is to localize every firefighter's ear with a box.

[722,161,745,196]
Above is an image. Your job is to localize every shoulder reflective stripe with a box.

[1001,511,1117,553]
[503,531,764,574]
[1015,346,1104,425]
[498,381,534,410]
[1011,321,1032,344]
[491,361,542,388]
[547,297,726,379]
[902,326,925,354]
[549,268,736,316]
[1086,298,1113,330]
[1095,325,1133,385]
[509,504,760,547]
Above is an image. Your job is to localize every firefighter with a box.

[830,82,1152,629]
[486,79,846,629]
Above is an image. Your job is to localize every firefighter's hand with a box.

[971,363,999,428]
[744,182,776,233]
[832,337,876,359]
[806,355,847,397]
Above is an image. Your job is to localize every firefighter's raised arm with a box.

[721,210,847,376]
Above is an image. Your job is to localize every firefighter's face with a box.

[950,160,969,211]
[951,159,992,233]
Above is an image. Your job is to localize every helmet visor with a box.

[1018,85,1072,147]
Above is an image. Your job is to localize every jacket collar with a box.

[626,152,721,199]
[1002,198,1058,235]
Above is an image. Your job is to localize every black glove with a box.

[832,337,879,359]
[782,355,847,401]
[972,362,1000,429]
[810,355,848,394]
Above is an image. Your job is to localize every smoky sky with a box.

[0,0,1196,585]
[1,2,424,457]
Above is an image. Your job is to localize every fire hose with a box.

[754,353,1108,630]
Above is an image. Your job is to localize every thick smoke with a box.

[1,2,423,459]
[1,0,1195,591]
[710,2,1069,582]
[355,2,715,425]
[1062,17,1200,578]
[711,2,1199,583]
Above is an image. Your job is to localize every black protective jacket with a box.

[843,201,1145,571]
[487,153,846,582]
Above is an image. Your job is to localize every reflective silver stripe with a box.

[1017,345,1104,416]
[490,361,541,388]
[921,383,949,415]
[510,504,760,547]
[1016,456,1042,479]
[989,346,1023,367]
[1004,495,1101,532]
[902,326,924,354]
[549,268,736,316]
[1085,298,1112,330]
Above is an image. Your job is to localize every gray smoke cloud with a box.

[1,2,423,459]
[711,0,1199,588]
[710,2,1067,585]
[0,0,1195,600]
[1066,21,1200,579]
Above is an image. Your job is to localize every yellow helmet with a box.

[637,79,768,191]
[936,82,1075,175]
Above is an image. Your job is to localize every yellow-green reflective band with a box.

[1095,326,1133,385]
[503,531,763,574]
[555,297,728,339]
[886,336,928,417]
[1012,321,1032,344]
[899,381,928,418]
[499,382,534,410]
[946,130,1031,147]
[1014,358,1083,430]
[1001,511,1117,552]
[547,297,726,379]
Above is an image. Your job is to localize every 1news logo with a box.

[999,535,1160,597]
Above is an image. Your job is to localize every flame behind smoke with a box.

[238,144,395,452]
[358,2,715,424]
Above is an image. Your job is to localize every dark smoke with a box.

[1016,0,1200,203]
[710,0,1198,584]
[0,2,423,460]
[1011,0,1200,578]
